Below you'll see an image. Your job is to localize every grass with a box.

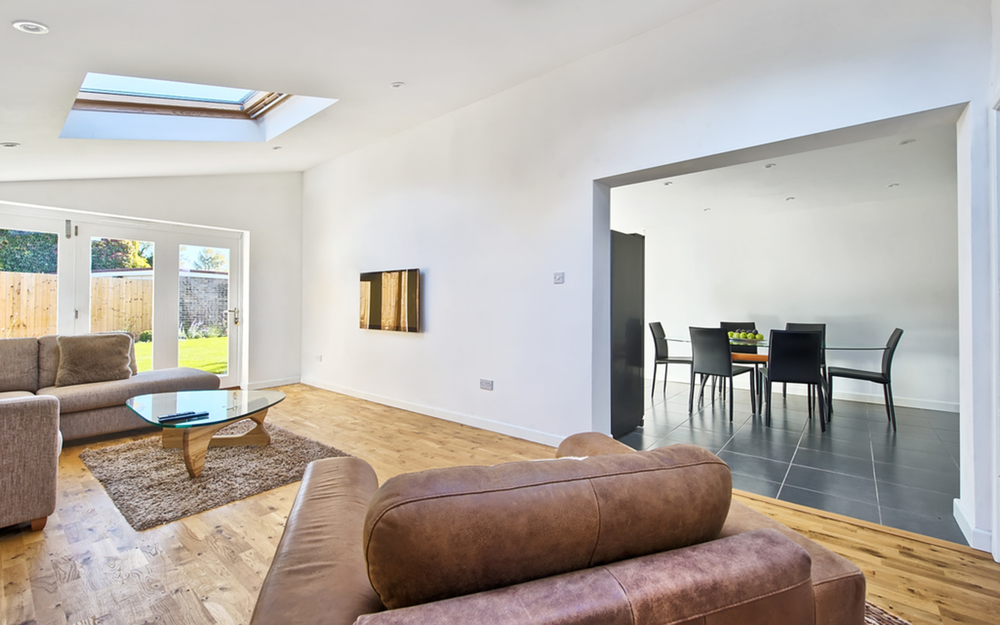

[133,336,228,374]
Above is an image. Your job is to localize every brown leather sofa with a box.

[251,432,865,625]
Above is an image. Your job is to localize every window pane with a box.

[178,245,229,375]
[0,228,58,338]
[90,237,154,371]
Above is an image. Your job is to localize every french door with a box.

[0,204,244,388]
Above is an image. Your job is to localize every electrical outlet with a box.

[480,379,494,391]
[553,272,565,284]
[316,355,323,362]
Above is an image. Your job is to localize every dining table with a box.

[668,337,887,414]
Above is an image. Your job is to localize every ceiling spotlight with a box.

[703,208,712,212]
[764,163,777,169]
[12,20,49,35]
[663,181,673,186]
[272,146,283,150]
[786,197,795,201]
[888,183,900,188]
[898,139,916,145]
[0,142,20,148]
[390,82,405,88]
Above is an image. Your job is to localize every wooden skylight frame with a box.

[72,86,290,120]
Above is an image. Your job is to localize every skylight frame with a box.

[73,73,290,120]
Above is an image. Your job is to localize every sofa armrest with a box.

[556,432,636,458]
[355,529,814,625]
[251,457,385,625]
[0,396,60,529]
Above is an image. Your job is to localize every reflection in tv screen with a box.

[359,269,420,332]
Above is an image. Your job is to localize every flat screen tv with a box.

[359,268,420,332]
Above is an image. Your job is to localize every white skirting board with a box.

[301,378,565,448]
[953,499,994,555]
[248,377,301,390]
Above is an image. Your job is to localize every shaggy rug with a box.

[80,421,349,531]
[865,601,912,625]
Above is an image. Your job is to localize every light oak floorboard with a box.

[1,383,997,625]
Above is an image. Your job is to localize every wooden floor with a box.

[2,383,998,625]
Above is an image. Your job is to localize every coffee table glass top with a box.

[127,389,285,428]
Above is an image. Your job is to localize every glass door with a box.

[0,224,60,338]
[72,218,243,388]
[178,243,233,379]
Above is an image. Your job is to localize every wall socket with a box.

[553,272,565,284]
[316,355,323,362]
[480,378,494,391]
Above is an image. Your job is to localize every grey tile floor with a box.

[620,380,966,545]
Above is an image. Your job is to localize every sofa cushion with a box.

[39,333,138,388]
[37,335,60,389]
[55,334,133,387]
[0,337,39,393]
[0,390,35,400]
[38,367,220,414]
[363,444,732,610]
[355,529,814,625]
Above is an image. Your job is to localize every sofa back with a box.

[0,337,40,393]
[363,444,732,610]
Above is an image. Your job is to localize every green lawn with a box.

[134,336,228,374]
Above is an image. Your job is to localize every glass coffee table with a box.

[127,389,285,478]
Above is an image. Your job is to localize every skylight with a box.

[61,72,337,143]
[80,74,254,105]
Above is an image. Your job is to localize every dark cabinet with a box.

[610,230,644,439]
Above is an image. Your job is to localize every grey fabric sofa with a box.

[0,395,60,531]
[0,334,220,441]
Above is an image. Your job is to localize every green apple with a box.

[728,331,735,338]
[755,333,764,340]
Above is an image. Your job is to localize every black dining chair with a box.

[783,322,827,413]
[648,322,692,397]
[827,328,904,431]
[761,330,827,431]
[721,320,761,401]
[688,327,756,421]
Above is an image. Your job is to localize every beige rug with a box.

[865,602,911,625]
[80,421,349,531]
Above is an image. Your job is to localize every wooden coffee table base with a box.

[161,409,272,477]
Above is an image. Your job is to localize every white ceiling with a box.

[0,0,722,182]
[611,124,957,229]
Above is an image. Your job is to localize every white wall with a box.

[0,173,303,388]
[301,0,995,552]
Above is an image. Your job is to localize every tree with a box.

[0,229,58,274]
[90,239,152,270]
[193,248,228,272]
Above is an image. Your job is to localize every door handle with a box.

[227,308,239,325]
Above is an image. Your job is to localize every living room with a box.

[2,0,1000,623]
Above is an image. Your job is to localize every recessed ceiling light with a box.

[390,82,405,88]
[272,146,282,150]
[0,142,20,148]
[786,197,795,201]
[703,208,711,212]
[764,163,777,169]
[888,183,900,188]
[663,181,673,186]
[12,20,49,35]
[898,139,916,145]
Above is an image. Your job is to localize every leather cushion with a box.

[363,444,732,609]
[355,529,813,625]
[54,334,133,387]
[0,337,39,392]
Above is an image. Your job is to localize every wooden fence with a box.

[1,272,57,338]
[1,272,153,338]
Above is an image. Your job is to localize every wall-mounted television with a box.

[360,268,420,332]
